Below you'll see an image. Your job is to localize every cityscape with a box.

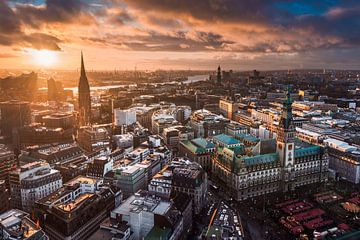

[1,1,360,240]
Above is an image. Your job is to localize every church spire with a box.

[81,51,86,78]
[78,51,91,126]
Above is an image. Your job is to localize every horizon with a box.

[1,1,360,71]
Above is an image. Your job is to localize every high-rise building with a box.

[217,65,221,85]
[78,52,91,126]
[47,78,64,101]
[113,108,137,127]
[0,147,17,186]
[0,101,31,143]
[9,161,63,212]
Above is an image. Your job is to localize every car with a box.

[220,214,224,221]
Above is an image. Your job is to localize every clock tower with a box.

[276,86,295,192]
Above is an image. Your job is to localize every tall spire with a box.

[80,51,86,78]
[78,51,91,126]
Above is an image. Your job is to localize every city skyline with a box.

[0,0,360,70]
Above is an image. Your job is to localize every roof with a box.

[234,133,260,143]
[213,134,240,145]
[180,140,206,154]
[242,153,279,167]
[294,145,322,158]
[191,137,215,149]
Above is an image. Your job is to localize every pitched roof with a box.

[180,140,206,154]
[295,145,322,158]
[213,134,240,145]
[192,138,215,149]
[242,153,279,167]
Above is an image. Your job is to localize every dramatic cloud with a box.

[0,0,360,69]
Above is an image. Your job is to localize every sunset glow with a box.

[29,50,58,68]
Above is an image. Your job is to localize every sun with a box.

[29,49,58,67]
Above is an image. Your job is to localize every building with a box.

[114,109,137,127]
[0,101,31,143]
[162,125,194,153]
[42,113,74,129]
[212,89,329,201]
[78,52,91,126]
[213,133,242,148]
[88,218,132,240]
[168,158,208,214]
[189,109,228,138]
[324,139,360,184]
[151,112,178,135]
[77,126,110,152]
[9,161,63,212]
[0,209,48,240]
[217,65,221,85]
[179,138,215,171]
[35,176,121,240]
[112,134,133,150]
[47,78,65,102]
[87,156,113,178]
[18,125,74,148]
[219,98,240,120]
[20,143,84,165]
[148,170,173,199]
[113,165,146,197]
[225,122,248,136]
[111,191,182,240]
[0,180,10,213]
[0,146,17,186]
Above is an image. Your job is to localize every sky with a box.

[0,0,360,70]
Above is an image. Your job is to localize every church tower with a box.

[78,52,91,126]
[276,86,295,191]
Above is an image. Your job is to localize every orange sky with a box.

[0,0,360,71]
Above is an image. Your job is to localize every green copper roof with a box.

[235,133,260,143]
[192,137,215,149]
[213,134,241,145]
[242,153,279,167]
[181,140,206,153]
[295,145,322,158]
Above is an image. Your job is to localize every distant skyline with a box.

[1,0,360,70]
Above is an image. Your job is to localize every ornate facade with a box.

[212,88,329,201]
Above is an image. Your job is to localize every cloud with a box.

[15,0,95,27]
[0,0,22,34]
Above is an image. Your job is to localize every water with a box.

[39,74,209,94]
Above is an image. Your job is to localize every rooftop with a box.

[213,134,241,145]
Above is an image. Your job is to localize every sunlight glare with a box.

[29,49,58,67]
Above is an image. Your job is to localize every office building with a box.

[35,176,121,240]
[9,161,62,212]
[0,101,31,143]
[114,109,137,126]
[0,146,17,186]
